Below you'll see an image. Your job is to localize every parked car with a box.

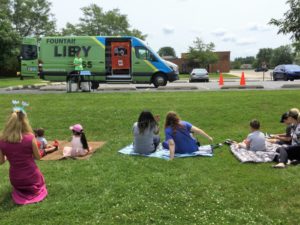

[255,67,268,72]
[189,68,209,82]
[272,64,300,81]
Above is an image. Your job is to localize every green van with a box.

[20,36,179,88]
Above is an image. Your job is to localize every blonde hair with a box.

[0,111,33,143]
[289,108,300,122]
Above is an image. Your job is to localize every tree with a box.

[158,47,176,58]
[186,37,218,68]
[255,48,273,68]
[61,4,146,40]
[231,56,256,69]
[10,0,56,37]
[270,45,294,66]
[269,0,300,42]
[0,0,20,71]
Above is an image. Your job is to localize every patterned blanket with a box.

[230,141,280,163]
[118,144,213,160]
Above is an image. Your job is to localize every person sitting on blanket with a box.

[162,111,213,160]
[133,110,160,154]
[34,128,59,157]
[273,109,300,168]
[234,119,266,152]
[63,124,91,157]
[267,112,293,145]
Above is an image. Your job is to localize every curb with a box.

[157,85,198,90]
[281,84,300,89]
[220,85,264,89]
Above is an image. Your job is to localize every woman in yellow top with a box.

[73,51,83,72]
[73,51,83,89]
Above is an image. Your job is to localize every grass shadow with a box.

[0,192,17,211]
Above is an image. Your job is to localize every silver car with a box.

[189,68,209,82]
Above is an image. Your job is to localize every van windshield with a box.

[21,45,37,60]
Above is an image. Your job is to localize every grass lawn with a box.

[179,73,238,80]
[0,90,300,225]
[0,77,48,88]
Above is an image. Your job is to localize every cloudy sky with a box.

[50,0,292,59]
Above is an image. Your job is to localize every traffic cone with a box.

[240,71,246,86]
[219,72,224,86]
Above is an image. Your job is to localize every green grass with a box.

[179,73,238,80]
[0,91,300,225]
[0,77,48,88]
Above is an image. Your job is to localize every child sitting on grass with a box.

[34,128,59,157]
[235,119,266,151]
[63,124,91,157]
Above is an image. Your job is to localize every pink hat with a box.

[69,124,83,132]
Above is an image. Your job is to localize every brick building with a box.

[166,51,230,73]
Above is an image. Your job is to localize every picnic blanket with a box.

[230,141,280,163]
[118,144,213,160]
[41,141,105,161]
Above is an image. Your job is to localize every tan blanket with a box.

[41,141,105,161]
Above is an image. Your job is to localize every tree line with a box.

[0,0,146,75]
[1,0,299,75]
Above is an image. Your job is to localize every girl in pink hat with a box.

[63,124,91,157]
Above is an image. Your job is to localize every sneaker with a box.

[272,163,286,168]
[224,139,234,145]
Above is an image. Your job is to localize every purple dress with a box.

[0,134,48,205]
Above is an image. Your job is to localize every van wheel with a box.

[153,74,167,88]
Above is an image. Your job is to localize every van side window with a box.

[135,47,157,61]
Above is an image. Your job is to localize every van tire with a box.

[153,74,167,88]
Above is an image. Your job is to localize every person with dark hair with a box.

[0,102,48,205]
[235,119,266,151]
[267,112,293,145]
[162,111,213,160]
[273,110,300,168]
[34,128,59,157]
[63,124,91,157]
[133,110,160,154]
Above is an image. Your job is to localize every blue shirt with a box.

[165,121,198,153]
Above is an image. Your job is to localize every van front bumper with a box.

[167,71,179,82]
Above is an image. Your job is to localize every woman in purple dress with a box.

[0,107,48,205]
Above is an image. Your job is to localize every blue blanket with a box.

[118,144,213,160]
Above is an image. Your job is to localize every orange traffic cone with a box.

[219,72,224,86]
[240,71,246,86]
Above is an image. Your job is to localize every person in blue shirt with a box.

[162,111,213,160]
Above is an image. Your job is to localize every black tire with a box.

[273,74,277,81]
[283,74,288,81]
[153,74,167,88]
[290,78,294,81]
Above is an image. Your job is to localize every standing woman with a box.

[163,111,213,160]
[0,103,48,205]
[273,109,300,168]
[133,110,160,154]
[73,50,83,89]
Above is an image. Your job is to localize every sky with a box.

[49,0,292,60]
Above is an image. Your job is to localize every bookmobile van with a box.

[20,36,179,89]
